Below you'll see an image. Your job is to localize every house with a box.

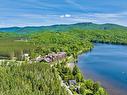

[43,57,52,63]
[69,80,77,86]
[57,52,66,59]
[22,53,30,61]
[24,54,29,57]
[35,55,43,62]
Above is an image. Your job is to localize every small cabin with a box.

[69,80,77,86]
[22,53,30,61]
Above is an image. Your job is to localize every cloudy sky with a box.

[0,0,127,27]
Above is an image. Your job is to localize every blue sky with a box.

[0,0,127,27]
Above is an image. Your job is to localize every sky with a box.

[0,0,127,27]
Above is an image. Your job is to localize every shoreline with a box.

[80,69,127,95]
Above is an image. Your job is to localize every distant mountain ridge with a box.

[0,22,127,33]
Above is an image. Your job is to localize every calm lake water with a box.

[78,43,127,95]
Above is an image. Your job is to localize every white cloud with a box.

[60,14,71,18]
[65,14,71,17]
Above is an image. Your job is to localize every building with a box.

[22,53,30,61]
[69,80,77,86]
[34,52,66,63]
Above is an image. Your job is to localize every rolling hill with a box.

[0,22,127,33]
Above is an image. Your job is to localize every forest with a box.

[0,62,69,95]
[1,25,127,95]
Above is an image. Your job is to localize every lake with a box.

[78,43,127,95]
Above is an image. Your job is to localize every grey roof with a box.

[69,80,77,85]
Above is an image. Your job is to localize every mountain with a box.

[0,22,127,33]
